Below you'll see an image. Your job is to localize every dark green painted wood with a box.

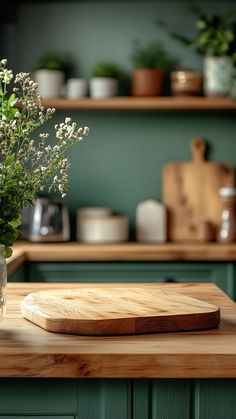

[152,379,192,419]
[77,379,132,419]
[8,264,28,282]
[133,380,152,419]
[1,379,236,419]
[195,379,236,419]
[48,111,236,240]
[2,417,74,419]
[0,379,77,415]
[27,261,232,297]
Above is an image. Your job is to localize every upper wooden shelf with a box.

[42,96,236,111]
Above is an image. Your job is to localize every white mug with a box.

[66,78,87,99]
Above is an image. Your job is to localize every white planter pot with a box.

[89,77,118,98]
[203,56,234,97]
[34,69,65,98]
[66,78,87,99]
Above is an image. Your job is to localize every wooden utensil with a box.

[21,286,220,336]
[163,137,235,242]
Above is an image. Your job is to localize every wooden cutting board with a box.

[163,137,235,242]
[21,286,220,335]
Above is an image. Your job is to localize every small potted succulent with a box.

[130,40,172,97]
[89,62,122,98]
[34,50,74,98]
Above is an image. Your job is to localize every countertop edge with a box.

[7,241,236,275]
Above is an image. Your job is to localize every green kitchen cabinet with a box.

[8,264,28,283]
[0,379,236,419]
[2,417,74,419]
[27,261,234,298]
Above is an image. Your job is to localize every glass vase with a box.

[0,245,7,320]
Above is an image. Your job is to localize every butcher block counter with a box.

[1,281,236,378]
[1,282,236,419]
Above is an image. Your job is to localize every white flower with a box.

[0,58,89,255]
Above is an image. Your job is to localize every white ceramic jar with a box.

[76,207,112,241]
[79,214,129,243]
[136,199,167,242]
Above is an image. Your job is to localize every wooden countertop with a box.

[1,282,236,378]
[7,241,236,274]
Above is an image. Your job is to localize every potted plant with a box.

[34,50,74,98]
[130,40,172,97]
[89,62,122,98]
[157,10,236,97]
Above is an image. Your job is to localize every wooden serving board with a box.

[21,286,220,335]
[163,137,235,242]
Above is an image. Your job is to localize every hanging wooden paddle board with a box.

[163,137,235,242]
[21,286,220,335]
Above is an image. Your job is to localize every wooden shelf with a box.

[42,96,236,111]
[8,242,236,273]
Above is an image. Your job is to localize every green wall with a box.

[1,0,236,238]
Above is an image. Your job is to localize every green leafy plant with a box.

[131,40,172,69]
[156,9,236,62]
[0,58,89,257]
[34,50,75,78]
[91,62,122,78]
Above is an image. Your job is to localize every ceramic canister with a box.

[76,207,112,241]
[79,214,129,243]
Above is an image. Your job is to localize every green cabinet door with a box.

[8,264,28,282]
[1,379,236,419]
[27,261,234,298]
[2,417,74,419]
[0,379,77,416]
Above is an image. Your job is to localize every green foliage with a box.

[131,40,171,69]
[34,50,74,78]
[91,62,122,78]
[156,10,236,62]
[192,15,236,59]
[0,58,89,257]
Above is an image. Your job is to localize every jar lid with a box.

[219,186,236,198]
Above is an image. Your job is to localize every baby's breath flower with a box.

[0,58,89,257]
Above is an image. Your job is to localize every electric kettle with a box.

[21,197,70,242]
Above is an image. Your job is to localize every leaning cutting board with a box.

[21,286,220,335]
[163,137,235,242]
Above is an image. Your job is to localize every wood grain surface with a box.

[8,241,236,275]
[163,138,235,242]
[21,286,220,335]
[1,282,236,378]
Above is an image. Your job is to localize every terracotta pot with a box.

[131,68,165,97]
